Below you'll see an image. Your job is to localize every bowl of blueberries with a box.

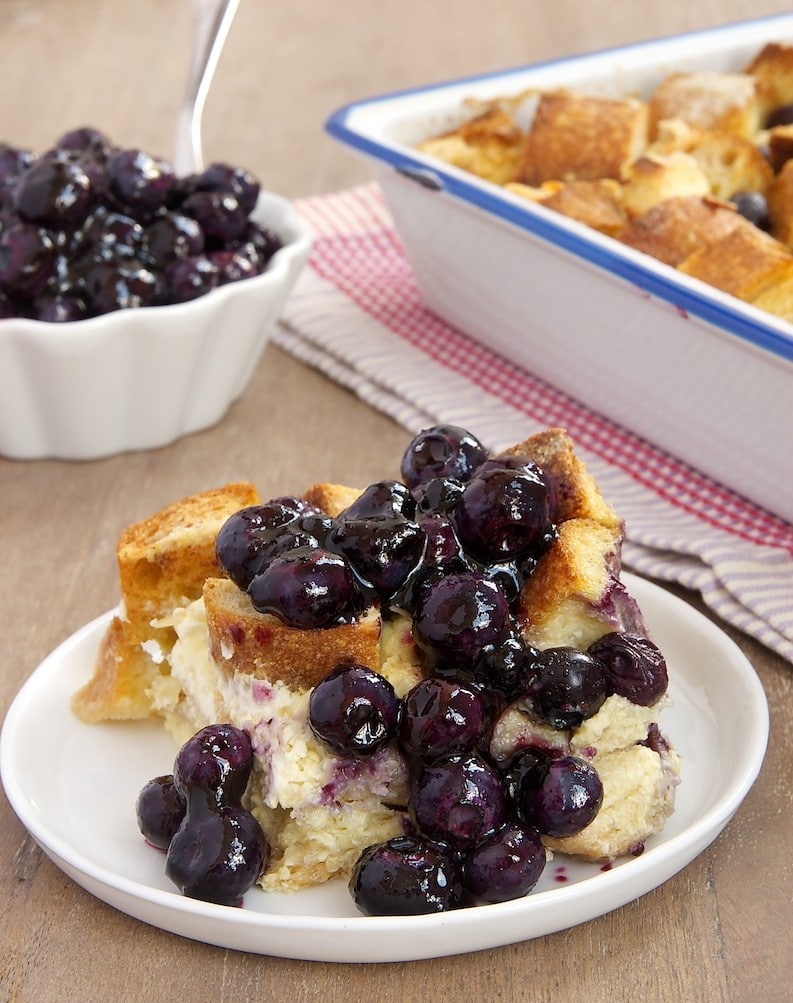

[0,127,312,460]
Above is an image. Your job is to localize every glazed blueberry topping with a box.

[454,461,552,562]
[349,836,465,915]
[173,723,253,806]
[140,425,673,913]
[588,632,668,706]
[399,676,487,761]
[413,571,511,668]
[339,479,416,521]
[165,800,268,907]
[331,515,426,601]
[215,498,321,589]
[522,646,607,730]
[509,751,603,838]
[473,631,540,702]
[0,128,281,320]
[400,424,488,489]
[409,752,506,851]
[308,662,400,757]
[139,723,269,906]
[247,546,360,628]
[135,775,187,850]
[462,821,545,903]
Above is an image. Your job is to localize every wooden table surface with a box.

[1,2,791,1000]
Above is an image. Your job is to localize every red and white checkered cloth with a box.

[276,184,793,664]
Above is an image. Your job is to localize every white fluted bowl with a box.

[0,191,311,460]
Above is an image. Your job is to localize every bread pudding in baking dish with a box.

[73,426,680,911]
[415,40,793,325]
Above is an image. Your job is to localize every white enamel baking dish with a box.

[326,14,793,524]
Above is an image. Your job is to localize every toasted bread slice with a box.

[203,577,382,690]
[72,481,260,722]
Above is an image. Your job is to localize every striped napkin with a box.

[275,184,793,664]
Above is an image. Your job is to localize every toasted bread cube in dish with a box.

[416,106,525,184]
[507,178,628,237]
[618,195,744,267]
[678,219,793,302]
[647,71,770,139]
[745,42,793,109]
[517,91,648,185]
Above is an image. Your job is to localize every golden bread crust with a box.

[118,481,260,646]
[72,615,164,722]
[507,179,627,237]
[416,106,524,185]
[203,577,382,689]
[617,196,744,267]
[745,42,793,106]
[302,482,362,518]
[517,91,648,185]
[503,427,621,529]
[647,71,768,138]
[678,220,793,301]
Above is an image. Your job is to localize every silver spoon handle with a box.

[173,0,240,176]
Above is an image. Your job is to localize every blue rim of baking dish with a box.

[325,14,793,366]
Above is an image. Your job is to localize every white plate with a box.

[0,574,768,963]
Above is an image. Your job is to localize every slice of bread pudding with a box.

[74,426,680,893]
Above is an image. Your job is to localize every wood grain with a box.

[1,2,791,1000]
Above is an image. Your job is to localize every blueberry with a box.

[215,498,322,589]
[412,571,510,668]
[143,212,204,268]
[410,751,506,851]
[350,836,465,915]
[13,156,95,228]
[180,189,248,243]
[194,162,260,216]
[165,800,268,906]
[510,751,603,838]
[173,723,253,806]
[454,462,552,562]
[523,646,607,730]
[731,191,770,231]
[399,676,487,761]
[208,248,258,285]
[106,148,177,221]
[0,222,57,299]
[136,775,187,850]
[162,253,218,303]
[332,515,426,602]
[308,662,400,756]
[400,425,488,489]
[473,631,539,702]
[247,546,360,628]
[462,821,546,902]
[588,632,668,706]
[340,480,416,521]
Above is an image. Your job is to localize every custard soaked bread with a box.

[75,426,680,896]
[416,39,793,325]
